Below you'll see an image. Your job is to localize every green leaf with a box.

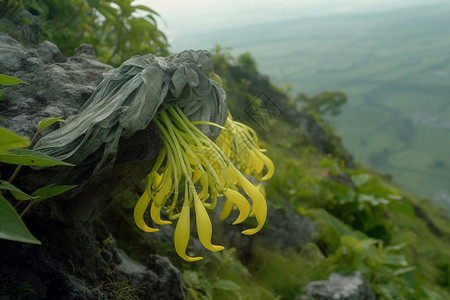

[0,195,41,244]
[86,0,100,9]
[0,180,36,201]
[212,280,241,291]
[38,116,64,131]
[32,184,77,203]
[0,87,6,100]
[0,74,28,86]
[0,128,30,154]
[351,174,371,187]
[21,17,32,25]
[0,117,4,120]
[0,148,74,167]
[422,287,447,300]
[133,5,160,16]
[383,254,408,267]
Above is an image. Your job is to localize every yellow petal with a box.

[133,192,159,233]
[256,151,275,181]
[194,195,224,252]
[174,194,203,262]
[198,172,209,200]
[257,182,266,198]
[227,166,238,185]
[219,198,233,220]
[192,167,202,184]
[236,172,267,235]
[224,188,251,225]
[155,177,172,206]
[151,172,162,189]
[150,201,172,225]
[250,150,264,174]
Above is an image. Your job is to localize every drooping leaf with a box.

[0,180,36,201]
[0,148,74,166]
[32,184,77,203]
[0,74,28,86]
[0,195,41,244]
[38,116,64,131]
[0,128,30,154]
[133,5,160,16]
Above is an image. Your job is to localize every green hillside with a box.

[171,3,450,207]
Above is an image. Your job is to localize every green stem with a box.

[19,201,34,218]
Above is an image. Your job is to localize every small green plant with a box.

[0,74,76,245]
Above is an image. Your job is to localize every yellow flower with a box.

[133,105,274,261]
[215,115,274,181]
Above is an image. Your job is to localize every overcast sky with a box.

[135,0,444,44]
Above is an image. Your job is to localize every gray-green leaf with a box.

[0,148,74,166]
[0,195,41,244]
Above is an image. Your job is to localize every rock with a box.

[0,32,113,140]
[30,41,67,64]
[0,8,41,46]
[0,25,181,299]
[305,271,376,300]
[202,198,315,263]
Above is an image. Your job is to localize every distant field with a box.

[171,3,450,207]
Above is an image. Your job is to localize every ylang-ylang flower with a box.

[134,104,274,261]
[129,50,273,261]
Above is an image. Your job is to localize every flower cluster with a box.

[133,105,274,261]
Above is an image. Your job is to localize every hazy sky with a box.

[136,0,443,44]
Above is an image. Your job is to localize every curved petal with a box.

[194,195,224,252]
[155,177,172,206]
[219,197,234,221]
[133,192,159,232]
[150,172,162,189]
[236,172,267,235]
[224,188,251,225]
[174,193,203,262]
[248,150,263,175]
[255,151,275,181]
[150,201,172,225]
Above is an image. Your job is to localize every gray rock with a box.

[0,32,113,140]
[305,271,376,300]
[0,25,185,300]
[30,40,67,64]
[0,8,41,46]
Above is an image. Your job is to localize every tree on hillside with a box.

[296,91,347,117]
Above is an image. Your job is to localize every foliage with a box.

[237,52,258,73]
[0,75,76,245]
[296,91,347,117]
[0,127,76,244]
[0,73,28,102]
[23,0,168,66]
